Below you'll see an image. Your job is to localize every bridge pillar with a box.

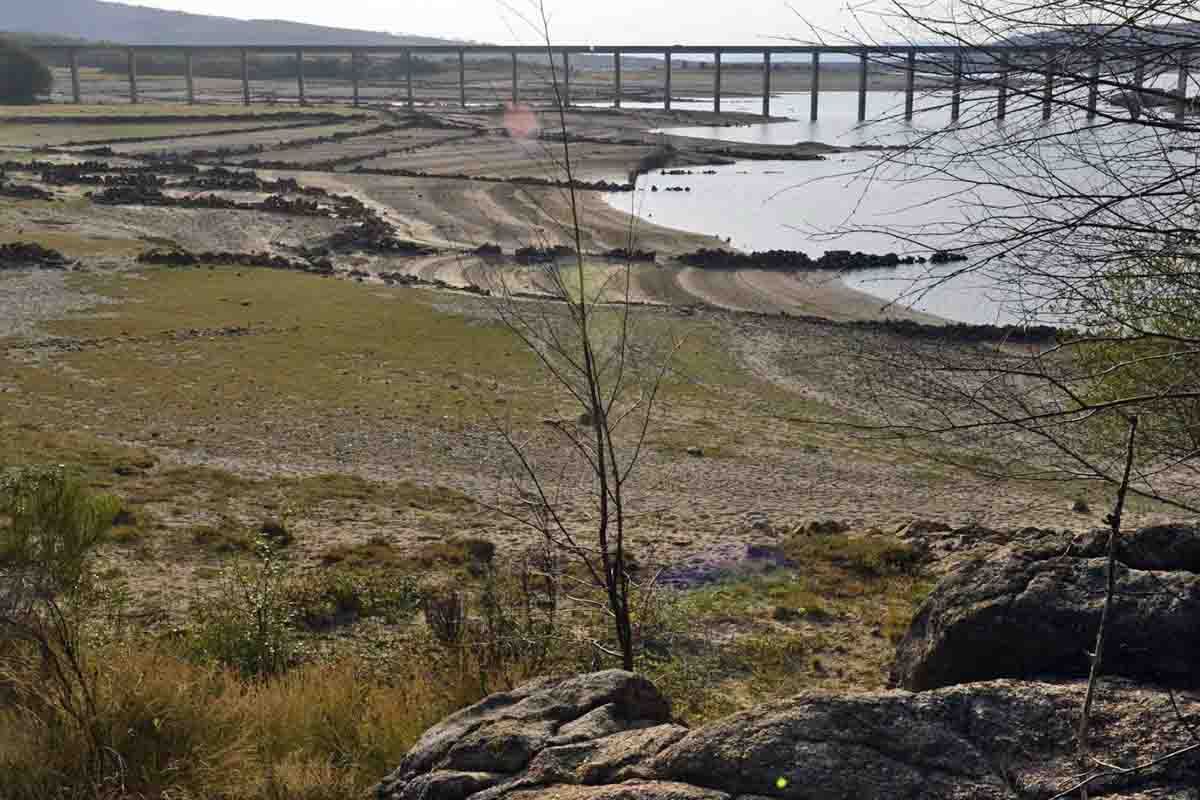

[406,50,414,108]
[904,49,915,120]
[241,50,250,106]
[185,49,195,104]
[950,51,963,122]
[1041,52,1053,121]
[1087,54,1100,119]
[664,50,671,111]
[762,50,771,117]
[562,51,570,107]
[351,51,361,108]
[69,48,81,104]
[1130,56,1145,120]
[614,50,622,108]
[297,50,306,105]
[857,50,867,121]
[713,50,722,113]
[810,51,820,121]
[127,49,138,104]
[1177,53,1190,121]
[511,52,518,105]
[459,49,467,108]
[997,68,1008,120]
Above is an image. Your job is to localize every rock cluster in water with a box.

[678,247,968,272]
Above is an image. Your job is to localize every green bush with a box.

[0,466,118,595]
[0,40,53,105]
[189,538,296,678]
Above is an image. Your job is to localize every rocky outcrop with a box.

[892,524,1200,692]
[0,241,72,269]
[377,671,677,800]
[379,524,1200,800]
[377,670,1200,800]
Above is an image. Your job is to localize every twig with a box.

[1076,414,1139,799]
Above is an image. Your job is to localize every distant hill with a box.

[1005,21,1200,48]
[5,0,465,47]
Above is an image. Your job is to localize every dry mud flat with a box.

[0,102,1142,642]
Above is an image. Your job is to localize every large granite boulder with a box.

[377,671,1200,800]
[376,670,678,800]
[892,524,1200,692]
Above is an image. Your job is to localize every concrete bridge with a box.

[27,42,1196,124]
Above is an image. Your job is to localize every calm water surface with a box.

[603,91,1105,324]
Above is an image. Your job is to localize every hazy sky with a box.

[120,0,869,45]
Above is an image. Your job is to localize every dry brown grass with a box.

[0,644,484,800]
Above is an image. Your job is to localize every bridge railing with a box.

[27,43,1197,124]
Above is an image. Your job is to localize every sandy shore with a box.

[245,107,935,322]
[1,103,934,323]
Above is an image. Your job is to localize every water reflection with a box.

[605,90,1148,325]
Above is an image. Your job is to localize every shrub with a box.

[291,570,420,629]
[189,538,296,677]
[786,532,920,577]
[0,40,53,105]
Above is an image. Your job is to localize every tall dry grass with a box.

[0,642,483,800]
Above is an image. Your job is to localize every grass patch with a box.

[0,224,146,259]
[0,103,361,120]
[290,569,421,628]
[644,530,935,723]
[784,532,922,578]
[16,266,558,430]
[192,521,255,554]
[291,473,475,513]
[319,535,494,572]
[0,644,475,800]
[0,119,323,148]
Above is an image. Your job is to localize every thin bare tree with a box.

[475,1,683,672]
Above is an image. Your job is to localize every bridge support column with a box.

[713,50,722,113]
[614,50,621,108]
[810,51,820,121]
[562,51,570,107]
[1087,54,1100,119]
[1177,53,1190,121]
[511,52,518,105]
[950,51,963,122]
[762,50,771,118]
[997,69,1008,120]
[127,49,138,104]
[459,49,466,107]
[241,50,250,106]
[1130,56,1145,120]
[297,50,306,105]
[406,50,414,108]
[904,49,915,120]
[1041,52,1053,121]
[185,49,195,104]
[69,48,81,104]
[857,51,867,122]
[664,50,671,110]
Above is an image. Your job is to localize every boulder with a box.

[379,672,1200,800]
[377,670,672,800]
[654,678,1200,799]
[892,525,1200,692]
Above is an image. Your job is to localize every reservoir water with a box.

[602,90,1123,325]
